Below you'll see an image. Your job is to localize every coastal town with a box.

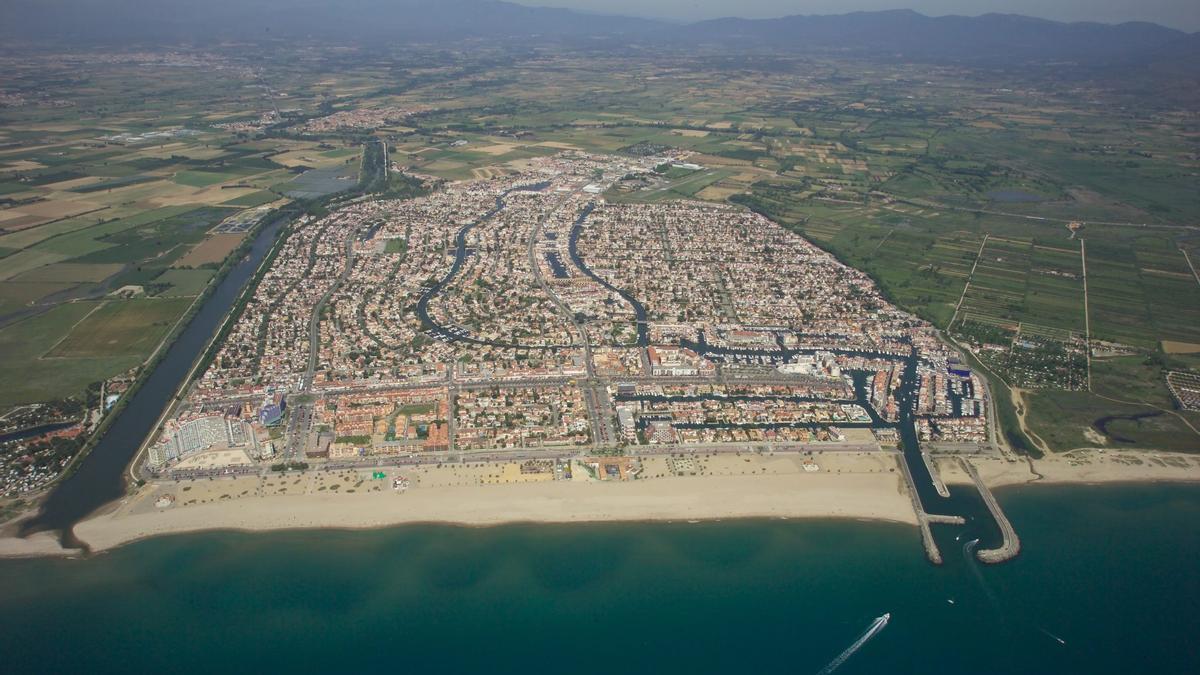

[0,147,1088,568]
[37,148,1199,567]
[119,151,1003,550]
[6,10,1200,673]
[143,152,991,474]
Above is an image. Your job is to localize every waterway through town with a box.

[681,337,1005,556]
[415,182,559,350]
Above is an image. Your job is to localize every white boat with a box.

[817,613,891,675]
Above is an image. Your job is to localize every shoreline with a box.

[10,452,916,556]
[74,461,917,554]
[3,449,1199,559]
[0,514,918,561]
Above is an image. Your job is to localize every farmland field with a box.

[173,233,246,268]
[46,298,193,358]
[155,269,216,297]
[0,302,145,407]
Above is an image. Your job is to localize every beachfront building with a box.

[148,413,257,467]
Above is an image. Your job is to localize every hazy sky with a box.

[530,0,1200,31]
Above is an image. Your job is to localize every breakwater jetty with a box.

[898,452,964,564]
[960,458,1021,563]
[920,447,951,498]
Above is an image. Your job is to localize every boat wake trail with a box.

[816,613,890,675]
[963,538,1000,610]
[1038,627,1066,645]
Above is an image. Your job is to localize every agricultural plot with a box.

[172,233,246,268]
[955,237,1084,334]
[172,170,242,188]
[1086,239,1200,349]
[46,298,192,358]
[0,280,78,316]
[766,201,983,328]
[0,302,145,407]
[0,56,312,420]
[12,262,124,284]
[154,269,216,297]
[220,191,279,208]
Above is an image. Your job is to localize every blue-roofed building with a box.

[259,404,284,426]
[948,360,971,378]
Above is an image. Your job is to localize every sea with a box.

[1,484,1197,674]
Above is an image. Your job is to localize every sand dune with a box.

[937,449,1200,489]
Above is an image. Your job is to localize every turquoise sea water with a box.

[2,484,1198,674]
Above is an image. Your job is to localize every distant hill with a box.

[0,0,658,43]
[1136,31,1200,74]
[0,1,1196,76]
[677,10,1189,65]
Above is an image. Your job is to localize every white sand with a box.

[7,449,1199,558]
[0,531,77,558]
[68,452,915,553]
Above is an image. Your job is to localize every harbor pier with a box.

[921,449,951,498]
[897,451,963,564]
[960,458,1021,563]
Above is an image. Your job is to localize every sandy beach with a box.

[5,448,1200,558]
[0,531,77,558]
[65,452,914,553]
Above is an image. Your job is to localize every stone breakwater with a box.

[961,458,1021,564]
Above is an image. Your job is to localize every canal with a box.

[414,182,562,351]
[568,203,650,347]
[20,216,287,545]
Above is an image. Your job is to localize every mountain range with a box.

[1,0,1196,71]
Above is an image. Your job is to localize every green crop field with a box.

[738,189,1200,450]
[0,302,145,407]
[154,268,216,297]
[46,298,193,358]
[221,191,279,208]
[173,170,241,188]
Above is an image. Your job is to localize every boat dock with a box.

[926,513,966,525]
[960,458,1021,563]
[921,448,951,498]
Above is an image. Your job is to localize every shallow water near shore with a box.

[1,484,1198,674]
